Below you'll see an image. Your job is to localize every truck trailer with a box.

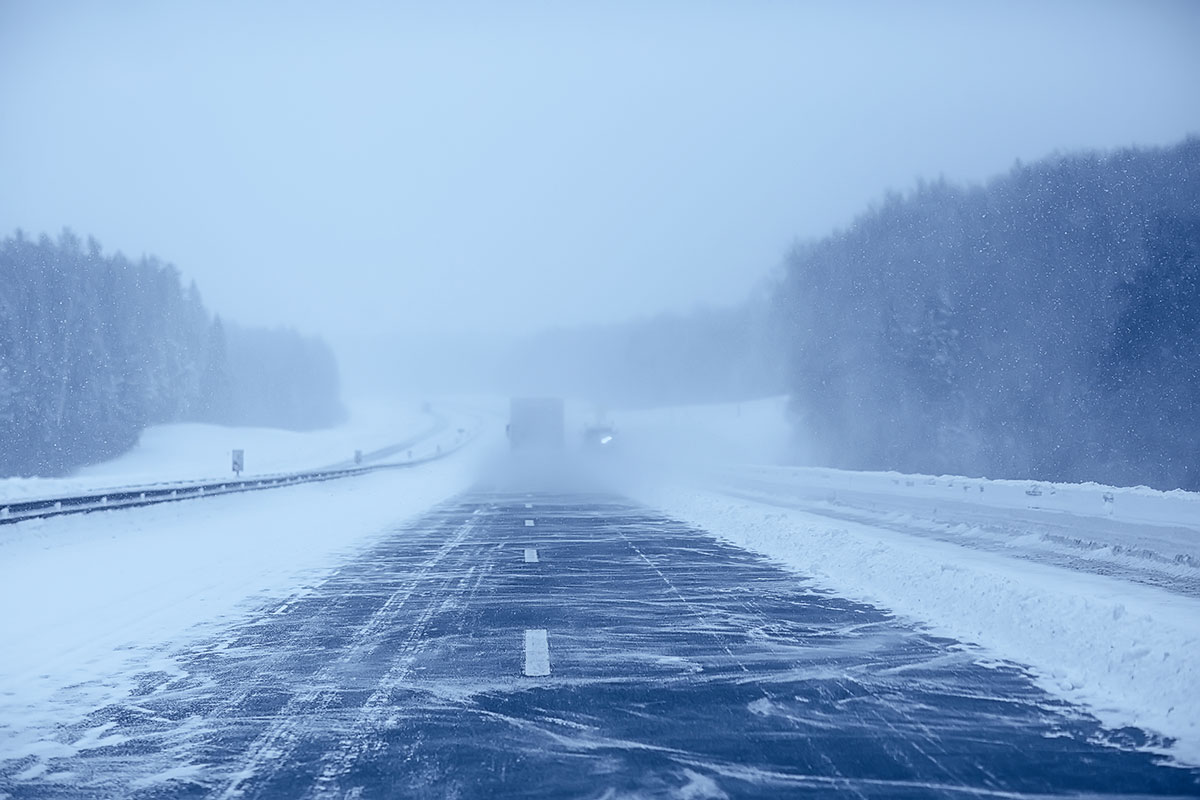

[507,397,566,450]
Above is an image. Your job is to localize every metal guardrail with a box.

[0,432,478,527]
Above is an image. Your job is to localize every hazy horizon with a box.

[4,0,1199,390]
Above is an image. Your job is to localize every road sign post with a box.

[232,449,244,476]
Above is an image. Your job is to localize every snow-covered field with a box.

[0,400,483,504]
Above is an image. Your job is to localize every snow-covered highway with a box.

[2,400,1199,797]
[4,488,1198,798]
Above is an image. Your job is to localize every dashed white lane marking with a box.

[525,503,533,509]
[524,548,539,563]
[524,519,534,527]
[524,629,551,677]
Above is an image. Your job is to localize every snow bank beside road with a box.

[0,400,474,503]
[0,435,493,772]
[637,484,1200,767]
[719,463,1200,532]
[612,396,1200,762]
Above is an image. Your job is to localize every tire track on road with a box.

[211,513,481,800]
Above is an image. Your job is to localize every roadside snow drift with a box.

[617,396,1200,766]
[0,400,474,504]
[0,422,496,773]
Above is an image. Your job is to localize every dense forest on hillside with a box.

[777,138,1200,490]
[0,230,344,476]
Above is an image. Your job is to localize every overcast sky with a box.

[2,1,1199,355]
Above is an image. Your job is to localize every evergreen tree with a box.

[776,137,1200,490]
[0,230,346,476]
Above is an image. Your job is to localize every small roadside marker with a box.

[525,503,533,509]
[524,519,534,527]
[524,548,538,563]
[524,629,550,677]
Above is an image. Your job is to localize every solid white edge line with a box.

[524,548,538,563]
[524,629,550,677]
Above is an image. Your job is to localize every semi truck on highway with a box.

[507,397,565,450]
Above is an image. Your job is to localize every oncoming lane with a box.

[3,492,1197,798]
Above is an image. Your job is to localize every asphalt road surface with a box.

[5,490,1199,798]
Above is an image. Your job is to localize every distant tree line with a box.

[503,298,786,408]
[224,322,344,431]
[0,230,345,477]
[776,138,1200,490]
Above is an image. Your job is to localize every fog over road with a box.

[7,482,1197,798]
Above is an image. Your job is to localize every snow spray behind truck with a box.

[507,397,566,450]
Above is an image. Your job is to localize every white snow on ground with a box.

[0,412,500,775]
[0,399,475,503]
[619,396,1200,767]
[4,392,1199,771]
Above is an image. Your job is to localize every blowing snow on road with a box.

[4,4,1200,796]
[1,401,1199,798]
